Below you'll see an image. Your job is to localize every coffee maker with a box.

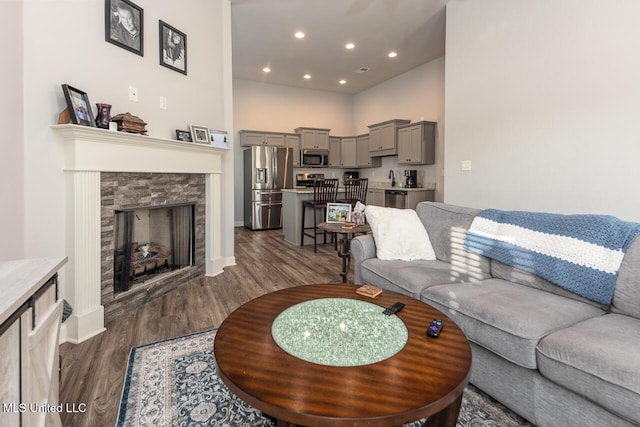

[404,170,417,188]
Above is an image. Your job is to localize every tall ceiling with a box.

[230,0,450,95]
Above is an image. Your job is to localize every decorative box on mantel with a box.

[51,124,230,344]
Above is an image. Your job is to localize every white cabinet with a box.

[0,257,67,427]
[397,121,436,165]
[239,131,285,147]
[295,127,330,150]
[368,119,410,156]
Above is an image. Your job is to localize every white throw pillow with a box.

[364,205,436,261]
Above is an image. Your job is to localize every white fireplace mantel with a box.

[52,125,229,343]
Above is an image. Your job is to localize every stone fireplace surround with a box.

[54,125,228,343]
[101,172,205,323]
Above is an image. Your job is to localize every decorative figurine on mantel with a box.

[111,112,148,135]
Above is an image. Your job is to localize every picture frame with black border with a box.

[326,203,352,223]
[61,84,96,127]
[190,125,209,144]
[105,0,143,56]
[175,129,192,142]
[159,20,187,75]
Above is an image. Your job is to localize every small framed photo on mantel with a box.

[190,125,209,144]
[61,84,96,127]
[175,129,192,142]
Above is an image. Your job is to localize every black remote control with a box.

[427,319,444,337]
[383,302,405,316]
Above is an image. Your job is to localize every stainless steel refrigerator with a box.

[244,146,293,230]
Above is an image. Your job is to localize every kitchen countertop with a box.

[283,182,436,194]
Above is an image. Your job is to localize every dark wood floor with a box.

[59,227,344,427]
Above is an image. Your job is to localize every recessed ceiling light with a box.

[262,67,271,73]
[303,74,311,79]
[388,51,398,58]
[339,79,347,85]
[345,43,355,50]
[295,31,305,39]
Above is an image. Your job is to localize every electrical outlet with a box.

[159,96,167,109]
[461,160,472,171]
[129,86,138,102]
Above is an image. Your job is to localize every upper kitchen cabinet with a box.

[397,121,436,165]
[329,137,341,167]
[295,127,330,150]
[356,134,380,168]
[240,130,285,147]
[340,137,357,168]
[368,119,410,157]
[286,134,301,167]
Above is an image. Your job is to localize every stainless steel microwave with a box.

[300,149,329,167]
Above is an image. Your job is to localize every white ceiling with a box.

[230,0,450,95]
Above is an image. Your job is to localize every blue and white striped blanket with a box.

[464,209,640,305]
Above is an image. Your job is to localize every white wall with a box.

[354,58,445,200]
[445,0,640,221]
[0,0,24,261]
[15,1,233,264]
[233,79,354,224]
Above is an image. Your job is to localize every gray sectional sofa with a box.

[352,202,640,427]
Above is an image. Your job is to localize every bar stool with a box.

[301,178,339,252]
[339,178,368,208]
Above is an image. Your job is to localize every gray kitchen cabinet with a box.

[340,137,357,167]
[239,130,285,147]
[356,134,380,168]
[286,134,301,167]
[295,127,330,150]
[368,119,410,156]
[366,188,385,206]
[329,137,341,167]
[397,121,436,165]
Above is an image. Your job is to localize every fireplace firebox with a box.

[113,204,195,293]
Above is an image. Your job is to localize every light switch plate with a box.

[461,160,472,171]
[129,86,138,102]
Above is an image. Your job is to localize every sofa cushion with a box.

[421,279,605,369]
[491,260,608,310]
[612,237,640,319]
[364,205,436,261]
[360,258,488,299]
[537,314,640,424]
[415,202,489,269]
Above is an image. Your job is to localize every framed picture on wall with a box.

[105,0,144,56]
[61,84,96,127]
[159,20,187,75]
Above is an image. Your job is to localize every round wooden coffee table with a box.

[214,284,471,427]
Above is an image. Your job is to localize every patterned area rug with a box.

[116,329,532,426]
